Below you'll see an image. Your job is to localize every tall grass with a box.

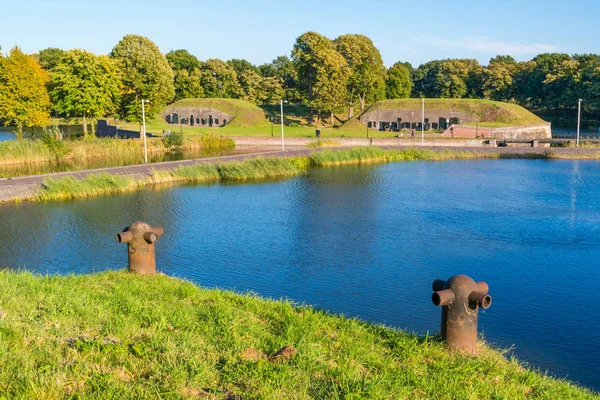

[0,135,235,167]
[310,146,498,166]
[39,173,138,200]
[149,164,220,184]
[218,157,310,181]
[307,139,341,148]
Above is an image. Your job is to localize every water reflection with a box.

[0,159,599,391]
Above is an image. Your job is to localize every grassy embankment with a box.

[0,134,234,168]
[129,98,548,139]
[0,270,595,399]
[37,147,501,201]
[351,99,546,129]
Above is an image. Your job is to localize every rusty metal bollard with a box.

[432,274,492,354]
[116,221,164,275]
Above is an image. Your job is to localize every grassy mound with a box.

[0,270,594,398]
[344,99,546,128]
[165,98,270,128]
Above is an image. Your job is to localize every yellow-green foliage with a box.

[149,164,220,184]
[218,156,310,181]
[310,146,496,166]
[307,139,341,148]
[0,270,593,398]
[352,99,545,127]
[0,136,235,167]
[166,98,269,127]
[39,173,137,200]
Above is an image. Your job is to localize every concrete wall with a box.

[96,120,141,139]
[360,109,474,129]
[161,106,233,128]
[440,123,551,139]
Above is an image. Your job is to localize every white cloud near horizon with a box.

[411,35,559,56]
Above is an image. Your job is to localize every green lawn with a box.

[0,270,595,399]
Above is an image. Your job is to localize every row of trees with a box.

[2,32,600,137]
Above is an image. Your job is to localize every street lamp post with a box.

[421,98,425,145]
[577,98,582,147]
[142,99,150,163]
[280,100,287,151]
[476,117,479,138]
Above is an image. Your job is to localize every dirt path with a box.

[1,144,599,203]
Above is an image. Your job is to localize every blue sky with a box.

[1,0,598,67]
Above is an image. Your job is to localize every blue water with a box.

[0,130,15,142]
[0,159,599,392]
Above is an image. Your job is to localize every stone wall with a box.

[360,109,474,130]
[161,106,233,128]
[440,123,551,139]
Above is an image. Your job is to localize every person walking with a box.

[315,128,321,138]
[411,128,415,138]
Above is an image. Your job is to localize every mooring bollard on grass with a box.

[116,221,164,275]
[432,274,492,354]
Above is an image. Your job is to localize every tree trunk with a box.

[15,123,23,141]
[82,112,88,135]
[331,112,334,127]
[348,106,354,119]
[91,117,95,136]
[360,94,366,110]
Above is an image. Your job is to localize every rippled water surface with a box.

[0,159,599,391]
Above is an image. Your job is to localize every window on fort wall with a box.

[223,119,227,125]
[215,119,219,125]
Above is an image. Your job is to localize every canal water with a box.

[0,159,598,391]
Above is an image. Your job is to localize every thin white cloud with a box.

[410,35,559,55]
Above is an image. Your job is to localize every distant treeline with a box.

[1,31,599,138]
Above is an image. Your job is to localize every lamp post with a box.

[421,98,425,146]
[577,98,582,147]
[280,99,287,151]
[270,116,274,138]
[142,99,150,163]
[476,117,479,138]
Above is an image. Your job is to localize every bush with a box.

[163,130,184,148]
[41,126,69,160]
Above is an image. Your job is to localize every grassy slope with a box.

[166,98,270,128]
[0,270,595,399]
[346,99,546,128]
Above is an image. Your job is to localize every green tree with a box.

[334,34,386,114]
[256,77,284,104]
[227,59,260,76]
[0,47,51,139]
[292,31,350,123]
[543,59,581,114]
[199,59,242,98]
[312,48,350,126]
[173,68,204,101]
[238,69,263,103]
[110,35,175,122]
[259,56,300,102]
[166,49,201,72]
[386,62,412,99]
[482,56,518,101]
[50,50,121,136]
[36,47,66,71]
[413,59,481,98]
